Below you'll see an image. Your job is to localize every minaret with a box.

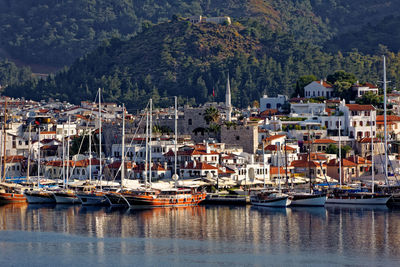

[225,73,232,121]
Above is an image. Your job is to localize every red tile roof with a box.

[181,161,218,170]
[264,145,296,151]
[346,104,375,111]
[314,81,333,88]
[359,137,382,143]
[327,159,357,167]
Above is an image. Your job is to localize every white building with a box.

[260,94,288,112]
[290,102,326,117]
[304,80,334,99]
[352,82,379,98]
[340,103,376,139]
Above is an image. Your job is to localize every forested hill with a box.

[5,19,400,110]
[1,0,400,68]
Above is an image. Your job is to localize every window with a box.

[266,103,271,109]
[188,119,192,125]
[360,121,363,126]
[236,136,240,141]
[353,121,357,127]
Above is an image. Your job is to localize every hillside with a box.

[5,19,400,110]
[2,0,400,69]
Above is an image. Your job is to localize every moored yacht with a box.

[25,189,56,204]
[76,185,108,206]
[326,189,391,205]
[290,192,327,206]
[53,189,81,204]
[0,183,27,204]
[251,191,291,207]
[127,188,206,208]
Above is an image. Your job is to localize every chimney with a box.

[320,79,323,85]
[164,161,168,170]
[206,143,211,154]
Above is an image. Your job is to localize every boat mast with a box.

[98,88,102,190]
[62,124,65,188]
[174,96,178,188]
[284,138,289,188]
[121,104,125,189]
[66,115,70,188]
[2,97,7,182]
[37,126,40,188]
[338,116,342,187]
[383,55,389,184]
[277,142,281,194]
[89,127,91,184]
[307,125,312,193]
[371,113,374,194]
[144,107,149,187]
[27,122,31,181]
[149,98,152,185]
[262,140,266,189]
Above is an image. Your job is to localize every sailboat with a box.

[123,97,206,208]
[0,98,27,204]
[291,126,327,206]
[326,56,391,205]
[25,122,56,204]
[251,142,291,207]
[53,116,81,204]
[76,88,109,206]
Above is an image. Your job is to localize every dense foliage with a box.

[5,20,400,110]
[1,0,400,68]
[0,58,32,88]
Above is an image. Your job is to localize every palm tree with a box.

[203,107,220,124]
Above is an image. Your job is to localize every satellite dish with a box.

[172,174,179,181]
[207,172,213,179]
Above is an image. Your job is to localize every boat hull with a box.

[251,196,291,207]
[203,194,250,205]
[0,193,26,204]
[53,192,81,204]
[25,192,56,204]
[128,193,206,208]
[326,196,391,205]
[291,194,327,207]
[105,193,129,207]
[76,193,108,206]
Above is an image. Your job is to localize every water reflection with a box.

[0,203,400,265]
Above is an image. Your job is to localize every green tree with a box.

[203,107,220,124]
[326,144,338,154]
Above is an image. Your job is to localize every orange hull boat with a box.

[0,192,27,204]
[129,190,206,207]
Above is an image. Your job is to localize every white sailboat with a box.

[76,88,109,205]
[326,56,391,205]
[251,142,291,207]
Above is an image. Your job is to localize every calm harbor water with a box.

[0,204,400,266]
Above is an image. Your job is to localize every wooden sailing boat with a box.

[251,141,291,207]
[24,121,56,204]
[120,97,206,208]
[76,88,109,205]
[326,57,391,205]
[0,97,27,204]
[290,125,327,206]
